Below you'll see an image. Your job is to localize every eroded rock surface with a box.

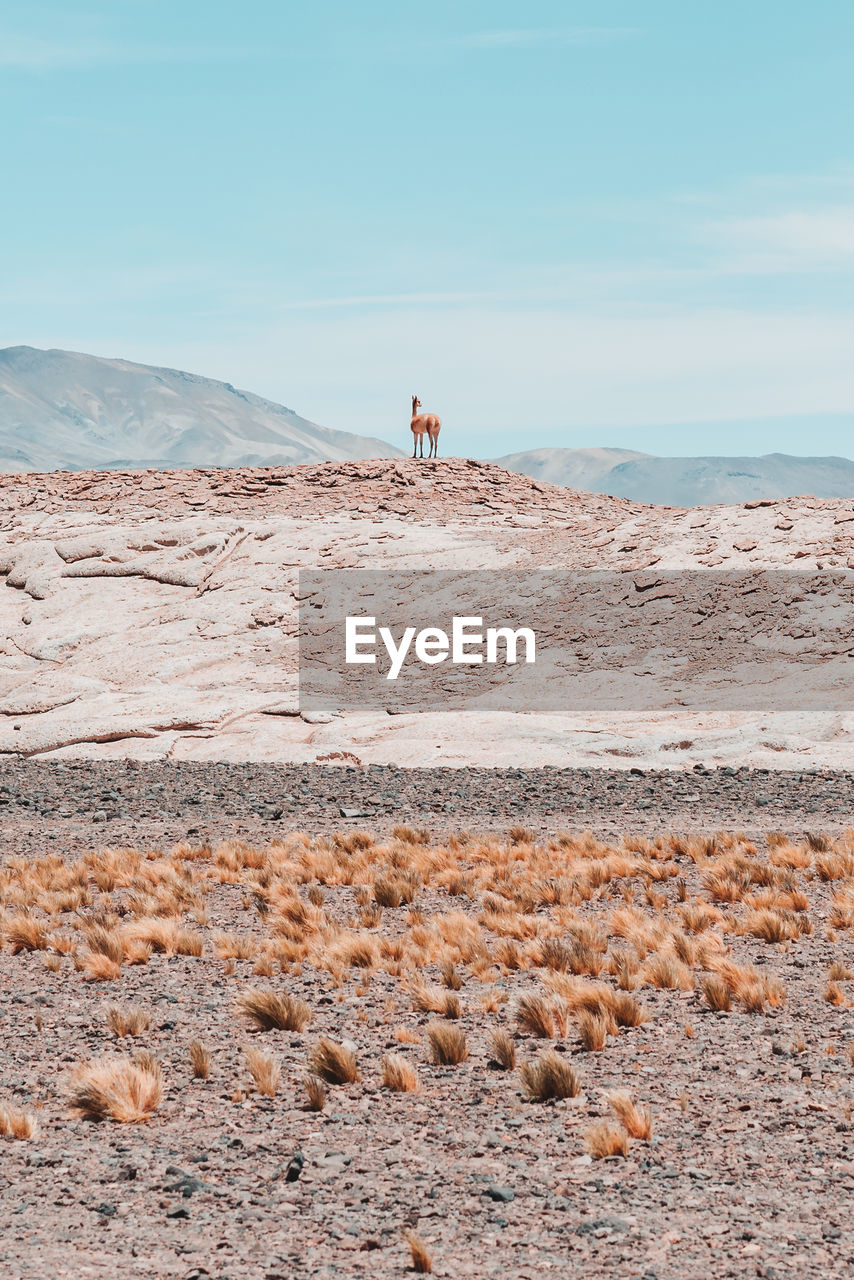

[1,459,853,766]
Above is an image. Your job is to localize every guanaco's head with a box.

[412,395,421,414]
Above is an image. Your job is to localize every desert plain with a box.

[1,461,853,1279]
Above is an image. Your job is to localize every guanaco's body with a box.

[410,395,441,458]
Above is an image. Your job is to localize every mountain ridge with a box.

[491,446,854,504]
[0,346,402,471]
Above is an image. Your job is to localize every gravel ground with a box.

[1,764,853,1280]
[2,761,854,853]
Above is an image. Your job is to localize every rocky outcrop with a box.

[1,460,853,765]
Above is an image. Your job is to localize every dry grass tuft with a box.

[403,1228,433,1274]
[584,1119,630,1158]
[410,983,461,1019]
[382,1053,419,1093]
[606,1089,653,1140]
[609,991,649,1028]
[105,1004,150,1038]
[309,1038,359,1085]
[701,976,732,1012]
[68,1055,163,1123]
[426,1020,468,1065]
[577,1010,609,1051]
[825,981,845,1006]
[520,1049,581,1101]
[0,1108,38,1139]
[80,951,122,982]
[189,1040,211,1080]
[7,915,50,953]
[236,987,311,1032]
[516,992,565,1039]
[490,1029,517,1071]
[244,1046,281,1096]
[641,954,694,991]
[304,1074,327,1111]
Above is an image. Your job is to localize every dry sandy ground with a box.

[1,805,853,1280]
[2,459,854,768]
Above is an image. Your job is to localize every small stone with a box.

[483,1185,514,1203]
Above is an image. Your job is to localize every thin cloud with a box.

[456,27,637,49]
[0,33,265,70]
[703,206,854,273]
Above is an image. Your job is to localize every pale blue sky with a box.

[2,1,854,457]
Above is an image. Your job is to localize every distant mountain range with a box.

[0,346,402,470]
[3,346,854,504]
[491,447,854,505]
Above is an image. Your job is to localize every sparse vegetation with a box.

[309,1038,359,1085]
[105,1004,150,1038]
[2,823,849,1200]
[0,1107,37,1139]
[68,1056,163,1123]
[427,1021,468,1065]
[584,1119,630,1158]
[403,1228,433,1274]
[606,1089,653,1140]
[520,1049,581,1101]
[244,1045,281,1096]
[236,988,311,1032]
[490,1029,517,1071]
[304,1074,327,1111]
[189,1040,211,1079]
[382,1053,419,1093]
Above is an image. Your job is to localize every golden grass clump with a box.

[189,1040,211,1080]
[490,1029,517,1071]
[105,1004,150,1038]
[244,1046,281,1096]
[6,915,50,953]
[577,1011,609,1051]
[520,1049,581,1102]
[641,954,694,991]
[609,991,649,1028]
[606,1089,653,1140]
[309,1038,359,1084]
[427,1020,468,1065]
[0,1108,37,1139]
[701,975,732,1011]
[584,1119,629,1158]
[382,1053,419,1093]
[68,1055,163,1123]
[708,958,786,1013]
[742,908,799,943]
[81,952,122,982]
[410,983,461,1019]
[516,992,566,1038]
[825,981,845,1006]
[403,1228,433,1274]
[304,1074,327,1111]
[236,987,311,1032]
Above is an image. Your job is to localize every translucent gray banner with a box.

[298,569,854,714]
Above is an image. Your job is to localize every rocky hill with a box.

[0,346,402,471]
[493,446,854,504]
